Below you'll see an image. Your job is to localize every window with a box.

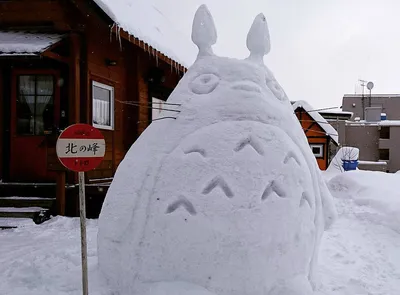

[379,149,389,161]
[17,75,55,135]
[151,97,167,120]
[310,144,324,158]
[92,81,114,130]
[380,126,390,139]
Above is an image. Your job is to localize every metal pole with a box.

[79,171,89,295]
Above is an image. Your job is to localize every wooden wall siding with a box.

[0,0,75,31]
[296,109,329,170]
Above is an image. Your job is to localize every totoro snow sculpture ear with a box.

[191,4,217,58]
[246,13,271,63]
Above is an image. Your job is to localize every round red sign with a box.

[56,124,106,172]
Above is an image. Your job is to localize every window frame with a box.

[13,70,60,137]
[92,80,115,131]
[310,143,324,158]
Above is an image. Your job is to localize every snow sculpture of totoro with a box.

[98,4,336,295]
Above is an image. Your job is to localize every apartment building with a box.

[341,95,400,172]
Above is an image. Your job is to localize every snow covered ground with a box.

[1,170,399,295]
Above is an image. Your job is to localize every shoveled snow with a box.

[92,0,196,66]
[97,5,335,295]
[1,171,400,294]
[318,170,400,294]
[292,100,339,145]
[0,31,63,56]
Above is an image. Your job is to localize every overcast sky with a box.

[156,0,400,109]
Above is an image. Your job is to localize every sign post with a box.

[56,124,106,295]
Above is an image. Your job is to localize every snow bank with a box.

[328,170,400,233]
[318,170,400,294]
[0,217,107,295]
[98,5,336,295]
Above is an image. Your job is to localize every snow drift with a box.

[97,4,336,295]
[328,170,400,233]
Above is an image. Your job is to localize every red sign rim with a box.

[56,124,105,172]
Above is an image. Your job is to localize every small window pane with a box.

[310,144,323,157]
[36,75,54,95]
[92,82,113,129]
[17,75,55,135]
[312,147,320,154]
[36,96,54,134]
[19,76,35,95]
[379,149,389,160]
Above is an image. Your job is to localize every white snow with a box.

[292,100,339,145]
[0,31,63,56]
[318,170,400,294]
[93,0,196,66]
[97,5,336,295]
[1,171,400,294]
[346,119,400,126]
[0,207,45,213]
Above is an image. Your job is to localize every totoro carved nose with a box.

[231,80,261,93]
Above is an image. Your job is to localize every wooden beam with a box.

[56,171,66,216]
[41,51,70,64]
[69,33,81,124]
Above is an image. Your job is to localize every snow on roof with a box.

[346,120,400,127]
[93,0,196,67]
[292,100,339,144]
[0,31,63,56]
[343,94,400,98]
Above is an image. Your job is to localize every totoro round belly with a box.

[130,121,317,295]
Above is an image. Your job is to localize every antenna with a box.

[359,79,367,119]
[367,81,374,108]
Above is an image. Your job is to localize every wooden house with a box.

[0,0,188,220]
[292,100,339,170]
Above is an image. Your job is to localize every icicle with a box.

[117,26,122,51]
[110,23,116,42]
[246,13,271,64]
[156,54,159,66]
[191,4,217,58]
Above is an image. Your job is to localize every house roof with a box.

[0,31,64,56]
[92,0,196,68]
[292,100,339,145]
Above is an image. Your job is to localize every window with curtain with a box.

[92,81,114,130]
[17,75,54,135]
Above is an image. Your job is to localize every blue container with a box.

[342,160,358,171]
[381,114,387,120]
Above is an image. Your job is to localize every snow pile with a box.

[328,170,400,233]
[317,170,400,294]
[98,5,336,295]
[93,0,196,66]
[0,217,107,295]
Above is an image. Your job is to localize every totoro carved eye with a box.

[190,73,220,95]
